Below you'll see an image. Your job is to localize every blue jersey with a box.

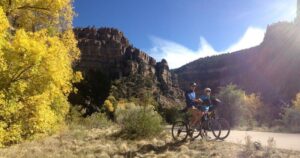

[185,90,196,108]
[198,95,219,112]
[200,95,213,106]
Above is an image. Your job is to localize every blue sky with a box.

[74,0,296,68]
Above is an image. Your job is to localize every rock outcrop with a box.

[72,27,184,109]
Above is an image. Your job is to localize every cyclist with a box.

[199,88,221,113]
[185,82,202,128]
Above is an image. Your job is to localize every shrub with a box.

[292,93,300,111]
[67,106,111,129]
[115,105,163,139]
[281,108,300,132]
[280,93,300,132]
[243,136,256,157]
[104,100,114,112]
[81,112,112,129]
[158,107,182,124]
[264,137,276,157]
[101,95,119,117]
[241,136,278,158]
[217,84,263,128]
[116,99,127,110]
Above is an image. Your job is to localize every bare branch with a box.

[5,0,13,16]
[10,65,34,83]
[0,64,35,91]
[17,5,50,11]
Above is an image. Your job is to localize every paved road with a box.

[226,130,300,151]
[167,125,300,151]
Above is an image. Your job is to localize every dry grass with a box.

[239,135,299,158]
[0,125,299,158]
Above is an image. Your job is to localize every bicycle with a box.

[171,109,221,142]
[209,111,231,140]
[189,110,222,141]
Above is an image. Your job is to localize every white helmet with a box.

[204,88,211,92]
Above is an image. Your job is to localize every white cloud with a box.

[148,27,265,69]
[225,27,265,53]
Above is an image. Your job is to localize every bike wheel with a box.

[200,120,221,141]
[190,126,202,140]
[217,118,231,140]
[172,121,189,142]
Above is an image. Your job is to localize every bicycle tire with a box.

[200,120,221,141]
[172,121,189,142]
[217,118,231,140]
[189,126,201,140]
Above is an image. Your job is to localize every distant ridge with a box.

[174,21,300,108]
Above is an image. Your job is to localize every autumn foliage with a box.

[280,93,300,132]
[216,84,263,128]
[0,0,80,146]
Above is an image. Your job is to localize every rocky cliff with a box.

[174,21,300,108]
[71,27,184,112]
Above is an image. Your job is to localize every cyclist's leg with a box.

[188,108,202,128]
[193,109,204,128]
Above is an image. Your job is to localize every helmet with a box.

[190,82,197,87]
[204,88,211,92]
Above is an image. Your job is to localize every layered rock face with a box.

[174,21,300,107]
[74,27,154,78]
[73,27,183,108]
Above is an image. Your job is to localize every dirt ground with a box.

[0,126,299,158]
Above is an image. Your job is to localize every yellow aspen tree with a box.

[0,0,81,146]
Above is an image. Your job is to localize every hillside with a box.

[70,28,184,114]
[174,21,300,108]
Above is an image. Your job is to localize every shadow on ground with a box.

[119,141,186,157]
